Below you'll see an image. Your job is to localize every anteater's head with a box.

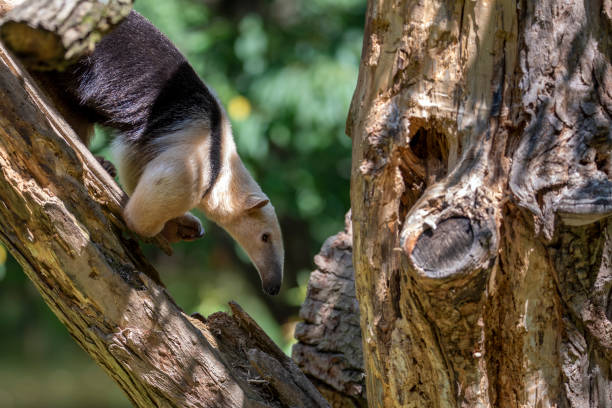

[221,193,284,295]
[199,125,284,295]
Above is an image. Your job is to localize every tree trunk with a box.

[348,0,611,407]
[293,211,366,408]
[0,1,329,407]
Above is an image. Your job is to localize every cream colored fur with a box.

[117,115,284,292]
[1,0,284,292]
[115,125,212,237]
[198,118,284,291]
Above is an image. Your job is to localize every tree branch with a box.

[0,0,133,69]
[0,2,329,406]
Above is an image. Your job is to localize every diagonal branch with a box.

[0,2,329,407]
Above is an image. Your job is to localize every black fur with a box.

[59,11,222,192]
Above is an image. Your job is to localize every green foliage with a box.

[0,0,365,405]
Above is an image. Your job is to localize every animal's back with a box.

[65,11,221,144]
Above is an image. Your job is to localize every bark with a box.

[0,0,132,69]
[348,0,612,407]
[293,211,366,408]
[0,1,329,407]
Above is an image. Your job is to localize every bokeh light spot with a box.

[228,95,252,121]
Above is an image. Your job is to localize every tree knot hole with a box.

[408,127,454,187]
[410,216,477,279]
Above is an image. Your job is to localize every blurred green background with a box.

[0,0,364,406]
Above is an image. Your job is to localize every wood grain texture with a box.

[348,0,612,406]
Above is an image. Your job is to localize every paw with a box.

[161,213,205,243]
[95,155,117,178]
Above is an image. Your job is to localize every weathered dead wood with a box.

[0,1,330,407]
[0,0,132,69]
[348,0,612,407]
[293,212,366,408]
[0,39,329,408]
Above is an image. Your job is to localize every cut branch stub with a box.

[349,0,612,406]
[555,178,612,227]
[408,215,495,280]
[399,145,501,285]
[508,0,612,237]
[0,0,133,70]
[411,217,474,274]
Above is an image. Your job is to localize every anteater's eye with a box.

[261,233,270,243]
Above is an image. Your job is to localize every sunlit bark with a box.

[348,0,612,406]
[0,1,329,407]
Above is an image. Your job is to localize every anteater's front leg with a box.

[123,149,204,240]
[161,213,205,243]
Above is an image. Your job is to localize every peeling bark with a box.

[348,0,612,407]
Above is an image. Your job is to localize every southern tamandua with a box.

[39,11,284,295]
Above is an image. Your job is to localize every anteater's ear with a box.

[244,194,269,212]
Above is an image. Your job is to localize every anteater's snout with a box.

[261,263,283,296]
[263,282,281,296]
